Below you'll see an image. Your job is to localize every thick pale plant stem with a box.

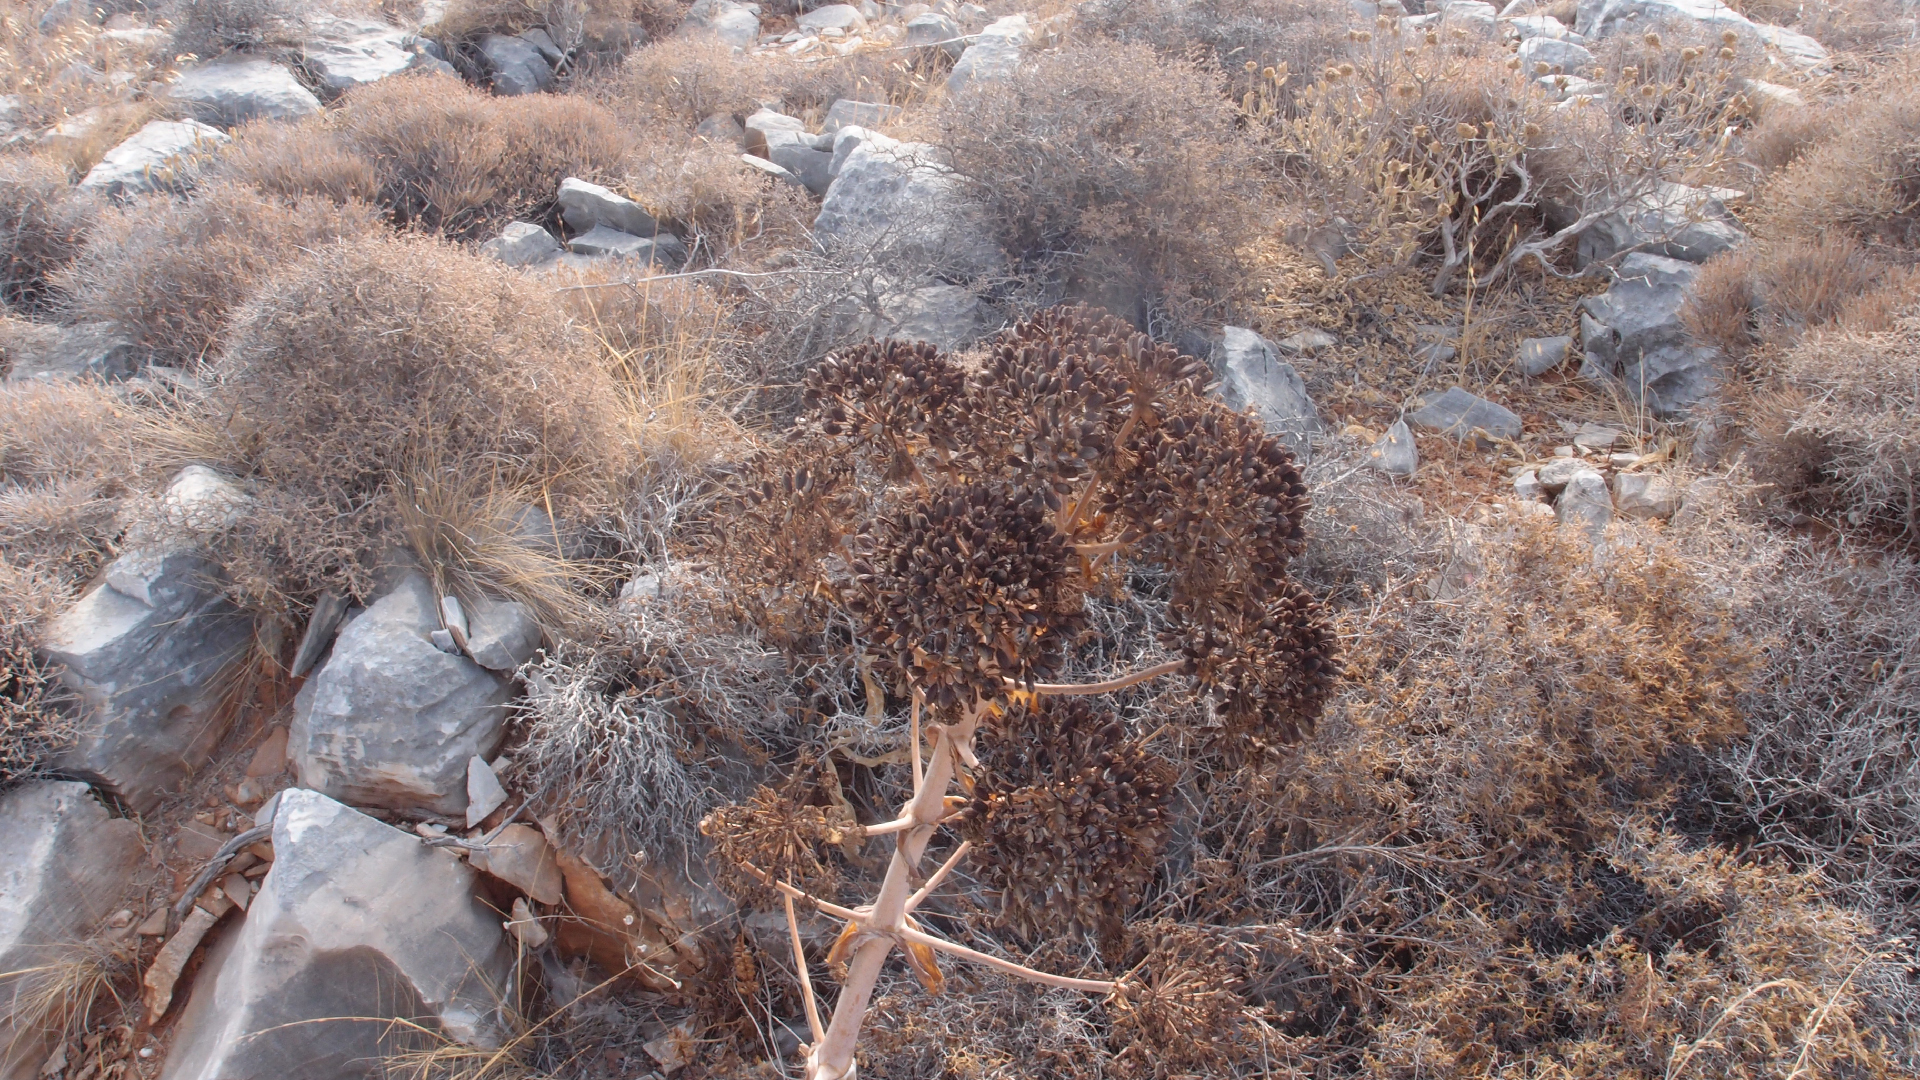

[806,705,982,1080]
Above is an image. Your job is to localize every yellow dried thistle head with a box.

[1454,122,1479,139]
[1535,61,1551,75]
[1719,46,1736,59]
[1681,46,1701,60]
[1722,28,1740,44]
[1644,31,1662,47]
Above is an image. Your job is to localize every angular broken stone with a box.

[462,594,542,673]
[677,0,759,50]
[1576,181,1746,267]
[946,14,1030,94]
[1579,252,1720,416]
[1518,335,1571,378]
[1613,472,1682,520]
[558,176,659,238]
[815,133,1000,279]
[1408,386,1523,444]
[77,118,228,198]
[479,221,561,267]
[158,790,516,1080]
[166,58,321,127]
[822,98,901,134]
[1365,419,1419,476]
[1215,326,1323,462]
[466,755,509,828]
[479,34,551,96]
[1554,467,1613,539]
[1535,456,1593,493]
[468,823,563,905]
[302,16,414,91]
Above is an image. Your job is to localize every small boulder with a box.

[1554,467,1613,539]
[167,58,321,127]
[743,108,809,155]
[796,3,866,32]
[158,790,515,1080]
[815,134,1001,279]
[695,112,746,148]
[302,16,414,91]
[290,571,513,816]
[1365,419,1419,476]
[1517,335,1571,377]
[518,27,565,65]
[566,225,684,265]
[1408,386,1523,444]
[479,34,552,96]
[2,320,140,382]
[876,283,988,351]
[1215,326,1324,462]
[78,118,228,197]
[557,176,660,239]
[822,98,901,134]
[678,0,760,49]
[0,782,145,1077]
[1535,455,1592,493]
[1613,472,1682,520]
[1516,35,1594,72]
[1514,469,1545,501]
[947,14,1030,93]
[462,594,542,673]
[904,12,963,57]
[40,468,253,812]
[1579,252,1720,416]
[479,221,561,267]
[1506,13,1572,38]
[1576,181,1745,267]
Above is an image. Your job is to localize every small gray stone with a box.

[741,152,804,187]
[797,3,866,32]
[303,16,414,91]
[1579,252,1720,416]
[462,594,541,673]
[1572,423,1627,451]
[167,58,321,127]
[78,118,228,197]
[288,590,348,679]
[557,176,660,238]
[760,124,836,194]
[479,34,552,96]
[1535,456,1592,493]
[1613,472,1681,520]
[566,225,683,265]
[1516,35,1594,72]
[1365,419,1419,476]
[904,12,963,57]
[1408,386,1523,444]
[1513,469,1545,501]
[947,14,1029,93]
[822,98,901,134]
[517,27,565,64]
[678,0,760,49]
[0,782,146,1079]
[1216,326,1323,462]
[743,108,809,155]
[1506,13,1571,38]
[1554,467,1612,538]
[466,755,508,828]
[1518,335,1571,377]
[2,321,141,382]
[290,571,512,815]
[479,221,561,267]
[159,790,515,1080]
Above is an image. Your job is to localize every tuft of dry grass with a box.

[0,934,137,1069]
[55,182,381,367]
[0,155,95,314]
[165,0,307,58]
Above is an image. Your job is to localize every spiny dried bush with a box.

[1078,0,1356,113]
[181,232,632,609]
[0,379,137,593]
[1683,234,1919,363]
[0,156,94,313]
[1762,63,1920,251]
[166,0,306,57]
[601,36,780,129]
[0,562,80,789]
[1272,23,1754,293]
[222,75,637,240]
[609,134,814,259]
[933,39,1267,321]
[700,305,1336,1079]
[56,182,379,366]
[1746,314,1920,542]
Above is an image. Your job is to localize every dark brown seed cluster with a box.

[959,698,1176,943]
[1171,582,1341,747]
[699,782,843,911]
[803,339,970,479]
[710,439,860,624]
[848,483,1084,708]
[1107,922,1259,1079]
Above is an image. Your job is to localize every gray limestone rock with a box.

[678,0,760,49]
[797,3,866,32]
[479,221,561,267]
[78,118,228,197]
[462,594,541,673]
[878,283,988,350]
[1575,0,1825,67]
[303,16,414,92]
[1517,335,1571,377]
[1576,181,1746,267]
[814,132,1001,279]
[0,782,145,1080]
[557,176,660,239]
[167,59,321,127]
[822,98,901,134]
[518,27,565,64]
[1408,386,1523,444]
[158,789,515,1080]
[1215,326,1324,462]
[695,112,746,148]
[1365,419,1419,476]
[565,225,685,265]
[946,14,1029,93]
[2,321,141,382]
[479,34,552,96]
[1554,467,1613,539]
[904,12,963,57]
[1579,252,1720,416]
[40,469,253,812]
[290,572,512,816]
[1516,34,1594,71]
[1535,455,1593,493]
[1613,471,1682,519]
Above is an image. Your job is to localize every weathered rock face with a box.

[1516,34,1594,72]
[1614,471,1682,519]
[1579,252,1719,416]
[303,17,415,92]
[291,572,512,816]
[1576,182,1746,267]
[1409,386,1524,443]
[78,119,228,197]
[479,221,561,267]
[947,14,1029,93]
[1,321,140,382]
[159,790,515,1080]
[1215,326,1324,462]
[40,469,253,812]
[479,34,552,95]
[905,12,964,57]
[678,0,760,49]
[167,59,322,127]
[1575,0,1825,66]
[557,176,660,239]
[814,132,1001,280]
[0,782,145,1080]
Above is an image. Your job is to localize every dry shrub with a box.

[1763,65,1920,252]
[934,38,1265,320]
[194,231,633,607]
[1737,96,1838,176]
[219,121,382,205]
[56,182,380,365]
[166,0,306,57]
[0,561,82,788]
[610,134,811,256]
[1747,314,1920,541]
[0,155,95,313]
[1078,0,1356,112]
[32,98,164,181]
[223,75,637,240]
[601,36,781,129]
[0,380,128,590]
[1683,235,1920,363]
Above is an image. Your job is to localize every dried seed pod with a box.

[803,338,971,478]
[848,483,1085,709]
[960,698,1176,943]
[1170,582,1340,750]
[1107,922,1257,1078]
[701,781,843,911]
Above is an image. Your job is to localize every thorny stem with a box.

[1013,659,1186,697]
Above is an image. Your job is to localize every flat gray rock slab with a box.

[947,14,1029,93]
[290,571,512,816]
[2,320,140,382]
[557,176,659,238]
[78,118,227,197]
[479,33,551,95]
[40,469,253,812]
[1215,326,1323,462]
[479,221,560,267]
[1409,386,1523,443]
[565,225,683,265]
[167,58,321,127]
[0,782,145,1079]
[303,16,414,91]
[159,789,515,1080]
[905,12,963,57]
[1576,181,1746,267]
[678,0,759,49]
[823,98,901,133]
